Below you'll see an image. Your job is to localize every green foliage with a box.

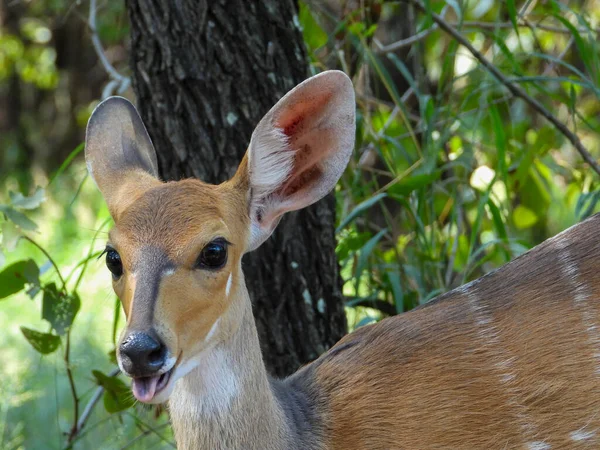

[42,283,80,335]
[92,370,136,413]
[307,0,600,327]
[299,2,328,52]
[20,327,61,354]
[0,143,170,447]
[0,187,45,231]
[0,259,38,300]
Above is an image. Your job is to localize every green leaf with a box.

[486,199,507,241]
[387,171,442,197]
[356,315,378,328]
[489,104,507,186]
[466,189,491,278]
[506,0,519,35]
[553,13,593,78]
[298,2,328,51]
[336,193,387,232]
[486,199,510,262]
[108,348,118,365]
[93,370,135,413]
[0,206,38,231]
[42,283,80,335]
[576,190,600,220]
[488,33,523,75]
[513,205,538,229]
[0,259,39,299]
[336,232,371,261]
[347,22,366,37]
[9,187,46,210]
[365,24,378,38]
[49,143,84,185]
[386,53,417,93]
[355,229,387,281]
[362,44,404,107]
[20,327,61,354]
[387,270,404,314]
[22,260,39,284]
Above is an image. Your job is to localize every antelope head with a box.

[85,71,355,403]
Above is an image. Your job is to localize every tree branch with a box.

[458,20,600,35]
[375,27,437,53]
[88,0,130,98]
[405,0,600,176]
[376,20,599,56]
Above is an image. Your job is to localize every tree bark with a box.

[125,0,347,377]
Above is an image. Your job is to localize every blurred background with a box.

[1,0,599,448]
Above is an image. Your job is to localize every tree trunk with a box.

[125,0,347,377]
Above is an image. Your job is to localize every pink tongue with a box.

[132,376,159,402]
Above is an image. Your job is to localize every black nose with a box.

[119,331,167,377]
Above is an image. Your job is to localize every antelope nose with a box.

[119,331,167,377]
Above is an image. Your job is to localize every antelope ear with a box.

[85,97,160,219]
[241,70,355,251]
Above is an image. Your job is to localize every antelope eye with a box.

[196,239,228,269]
[105,249,123,278]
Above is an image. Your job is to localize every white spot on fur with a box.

[570,429,596,441]
[528,442,551,450]
[205,318,220,343]
[555,239,600,376]
[162,267,175,276]
[225,273,232,297]
[501,373,516,383]
[466,290,541,442]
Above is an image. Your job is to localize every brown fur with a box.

[306,215,600,449]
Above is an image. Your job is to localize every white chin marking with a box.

[172,347,239,415]
[225,273,233,297]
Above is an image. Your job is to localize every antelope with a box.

[85,70,600,450]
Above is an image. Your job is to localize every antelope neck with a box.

[167,286,325,450]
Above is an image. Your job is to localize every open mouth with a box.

[131,367,174,402]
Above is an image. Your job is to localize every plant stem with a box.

[22,235,68,292]
[65,331,79,444]
[73,367,120,441]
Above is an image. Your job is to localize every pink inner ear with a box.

[274,92,336,202]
